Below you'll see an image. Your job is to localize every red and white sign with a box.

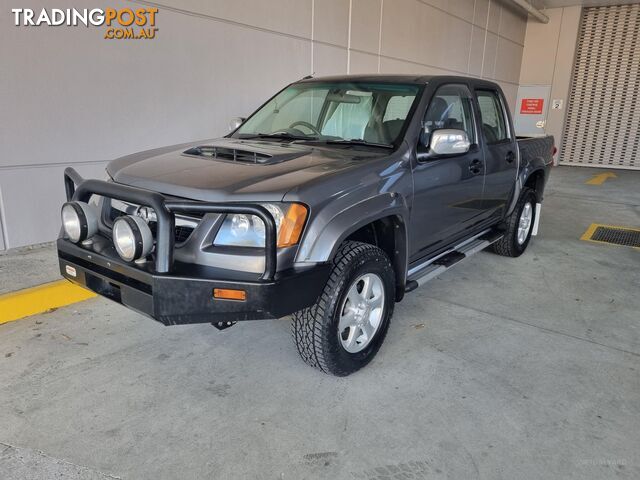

[520,98,544,115]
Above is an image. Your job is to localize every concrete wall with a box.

[519,5,582,152]
[0,0,527,249]
[0,191,5,250]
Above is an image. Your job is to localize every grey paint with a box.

[95,75,551,294]
[1,0,528,250]
[108,140,372,204]
[289,75,550,267]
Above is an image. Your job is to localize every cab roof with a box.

[297,74,433,84]
[296,74,501,90]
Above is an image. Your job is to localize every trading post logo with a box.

[11,7,159,40]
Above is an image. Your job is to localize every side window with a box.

[476,90,509,144]
[423,84,475,146]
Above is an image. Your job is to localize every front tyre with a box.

[291,241,395,376]
[490,187,537,257]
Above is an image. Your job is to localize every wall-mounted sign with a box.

[520,98,544,114]
[552,99,563,110]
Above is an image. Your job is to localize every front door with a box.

[409,84,486,263]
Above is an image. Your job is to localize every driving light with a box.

[112,215,153,262]
[61,201,98,243]
[214,203,307,248]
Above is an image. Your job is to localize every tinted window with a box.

[263,88,328,133]
[384,95,414,122]
[423,84,476,145]
[476,90,508,143]
[236,82,421,145]
[322,91,374,140]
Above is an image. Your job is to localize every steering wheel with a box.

[288,121,321,136]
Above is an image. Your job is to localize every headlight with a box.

[113,215,154,262]
[214,203,307,248]
[61,201,98,243]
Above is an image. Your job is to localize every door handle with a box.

[506,151,515,163]
[468,159,482,175]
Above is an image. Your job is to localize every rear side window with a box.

[476,90,508,144]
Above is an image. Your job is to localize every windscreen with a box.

[234,82,422,146]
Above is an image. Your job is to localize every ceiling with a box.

[537,0,640,7]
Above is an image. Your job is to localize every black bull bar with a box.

[64,167,277,280]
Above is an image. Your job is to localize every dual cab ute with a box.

[58,75,554,376]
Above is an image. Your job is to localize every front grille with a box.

[174,225,195,244]
[106,199,200,244]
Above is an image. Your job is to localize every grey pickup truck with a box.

[58,75,554,376]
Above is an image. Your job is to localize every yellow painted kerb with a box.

[0,280,96,325]
[580,223,600,242]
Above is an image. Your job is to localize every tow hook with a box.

[213,321,237,331]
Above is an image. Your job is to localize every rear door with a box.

[408,83,486,262]
[474,89,518,220]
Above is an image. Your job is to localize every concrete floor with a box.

[0,243,60,295]
[0,166,639,479]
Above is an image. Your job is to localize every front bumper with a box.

[58,238,331,325]
[59,167,329,325]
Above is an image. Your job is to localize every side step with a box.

[405,230,503,292]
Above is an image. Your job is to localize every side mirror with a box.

[429,129,471,156]
[228,117,246,132]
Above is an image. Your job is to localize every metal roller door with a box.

[561,4,640,170]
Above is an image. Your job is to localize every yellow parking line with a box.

[0,280,96,325]
[585,172,616,185]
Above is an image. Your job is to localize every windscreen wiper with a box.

[321,139,394,149]
[244,133,318,141]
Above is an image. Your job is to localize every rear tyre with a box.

[490,187,537,257]
[291,241,395,376]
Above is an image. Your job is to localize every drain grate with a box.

[581,224,640,248]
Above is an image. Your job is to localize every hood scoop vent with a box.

[184,145,272,164]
